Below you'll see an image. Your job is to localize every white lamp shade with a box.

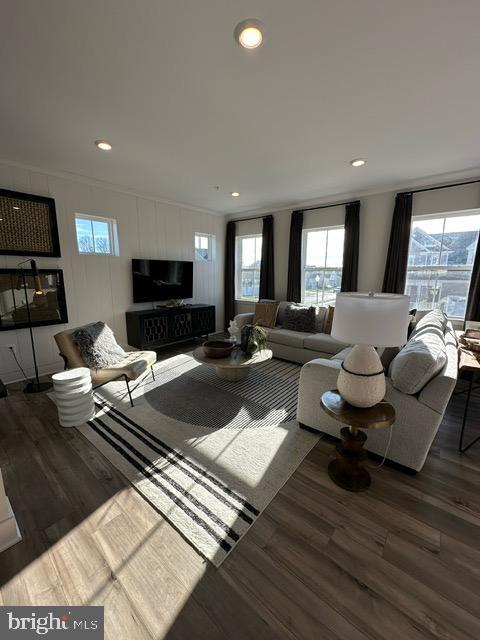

[331,292,410,347]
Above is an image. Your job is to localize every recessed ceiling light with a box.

[231,192,240,197]
[95,139,112,151]
[234,19,264,49]
[12,206,20,210]
[350,158,367,167]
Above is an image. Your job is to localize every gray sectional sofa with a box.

[234,300,350,364]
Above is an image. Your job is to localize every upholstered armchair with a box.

[54,325,157,406]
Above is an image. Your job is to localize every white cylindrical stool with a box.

[52,367,95,427]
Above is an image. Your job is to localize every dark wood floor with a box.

[1,340,480,639]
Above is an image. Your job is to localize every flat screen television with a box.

[132,259,193,303]
[0,268,68,331]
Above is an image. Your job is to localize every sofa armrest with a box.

[297,358,342,428]
[234,312,255,329]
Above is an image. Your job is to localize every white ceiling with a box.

[1,0,480,214]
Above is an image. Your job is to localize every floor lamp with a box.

[17,259,52,394]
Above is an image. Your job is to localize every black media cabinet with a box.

[126,304,216,350]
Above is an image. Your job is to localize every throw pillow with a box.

[315,306,327,333]
[411,309,447,336]
[254,301,280,328]
[390,325,447,394]
[323,305,335,335]
[412,308,447,335]
[73,322,126,369]
[282,304,316,333]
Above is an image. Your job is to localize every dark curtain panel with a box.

[286,210,304,302]
[466,239,480,321]
[224,221,236,329]
[259,215,275,299]
[382,192,413,293]
[341,200,360,292]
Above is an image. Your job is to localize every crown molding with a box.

[228,166,480,220]
[0,157,224,217]
[3,157,479,222]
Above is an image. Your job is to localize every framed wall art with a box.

[0,268,68,331]
[0,188,61,257]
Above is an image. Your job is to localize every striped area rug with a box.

[76,353,318,566]
[140,354,301,430]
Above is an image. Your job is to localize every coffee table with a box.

[192,346,273,381]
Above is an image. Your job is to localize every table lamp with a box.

[331,292,410,408]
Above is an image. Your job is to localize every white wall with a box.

[231,181,480,313]
[0,161,224,383]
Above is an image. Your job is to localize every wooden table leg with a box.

[458,372,480,453]
[328,426,371,492]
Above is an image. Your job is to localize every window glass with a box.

[236,235,262,300]
[75,215,118,256]
[195,233,214,261]
[406,212,480,318]
[303,227,344,305]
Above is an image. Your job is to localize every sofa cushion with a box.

[254,301,279,328]
[315,306,327,332]
[261,300,290,325]
[261,300,326,333]
[282,304,317,332]
[323,305,335,334]
[390,324,447,394]
[266,328,311,349]
[411,308,447,338]
[304,333,350,355]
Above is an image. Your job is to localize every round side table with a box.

[52,368,95,428]
[320,390,395,492]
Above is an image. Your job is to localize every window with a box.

[302,226,344,305]
[236,234,263,301]
[75,214,119,256]
[406,211,480,319]
[195,233,215,261]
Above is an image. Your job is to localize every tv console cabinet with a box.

[126,304,215,350]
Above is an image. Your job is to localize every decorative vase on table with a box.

[331,292,410,408]
[240,324,267,356]
[227,319,241,344]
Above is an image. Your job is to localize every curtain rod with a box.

[399,178,480,196]
[231,179,480,222]
[229,213,273,223]
[293,199,359,213]
[231,200,359,223]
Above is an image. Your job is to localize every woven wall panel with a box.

[0,195,56,254]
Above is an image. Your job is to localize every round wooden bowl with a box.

[202,340,234,359]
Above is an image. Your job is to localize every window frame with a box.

[75,213,119,256]
[235,233,263,302]
[405,209,480,320]
[194,232,216,262]
[301,224,345,306]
